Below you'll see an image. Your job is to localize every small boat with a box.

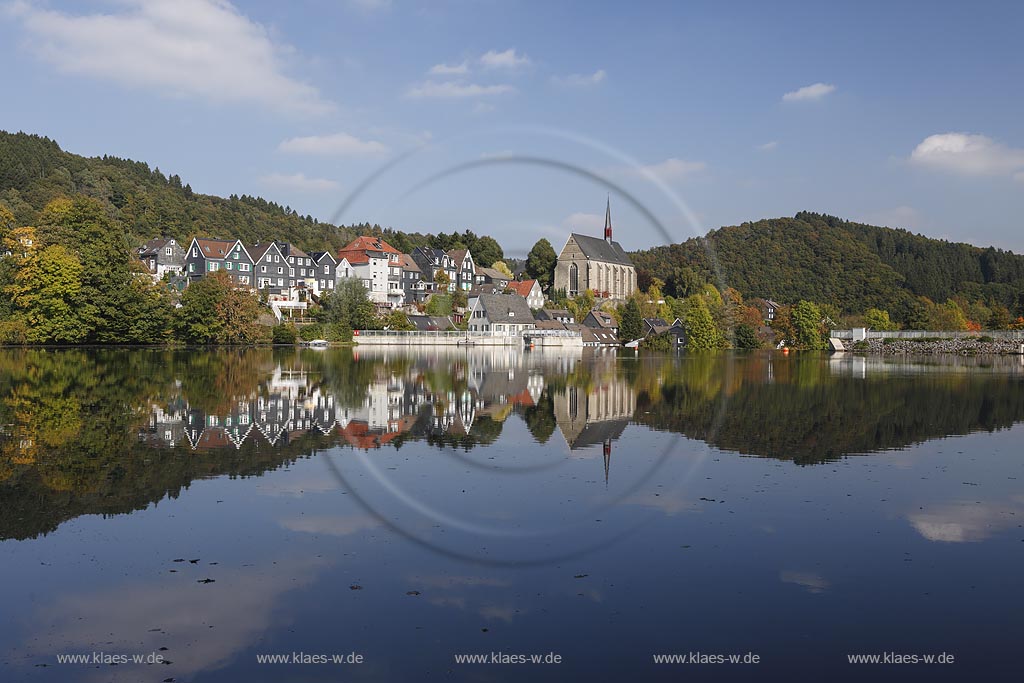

[305,339,329,348]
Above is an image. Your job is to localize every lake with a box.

[1,347,1022,681]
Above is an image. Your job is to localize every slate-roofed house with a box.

[136,238,185,280]
[447,248,476,291]
[553,199,636,300]
[536,308,575,325]
[250,241,286,294]
[184,238,254,287]
[308,251,338,298]
[408,315,456,331]
[477,266,511,289]
[583,310,619,336]
[506,279,544,309]
[642,318,670,336]
[467,293,536,335]
[397,254,426,303]
[338,236,404,306]
[411,247,457,293]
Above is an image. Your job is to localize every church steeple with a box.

[604,195,613,242]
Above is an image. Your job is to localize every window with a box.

[189,263,195,272]
[192,248,198,257]
[323,265,329,274]
[225,262,233,270]
[240,276,249,284]
[165,247,173,256]
[277,278,284,286]
[240,263,250,272]
[289,257,294,264]
[233,251,239,259]
[277,267,283,274]
[289,268,295,277]
[208,262,219,272]
[260,265,266,273]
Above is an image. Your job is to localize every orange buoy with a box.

[782,347,790,355]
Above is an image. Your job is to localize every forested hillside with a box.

[631,212,1024,321]
[0,130,501,259]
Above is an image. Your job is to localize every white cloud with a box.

[758,141,779,151]
[429,61,469,76]
[278,132,389,156]
[633,157,707,181]
[909,132,1024,177]
[551,69,606,87]
[259,173,339,192]
[7,0,332,116]
[406,81,515,98]
[480,48,531,69]
[782,82,836,102]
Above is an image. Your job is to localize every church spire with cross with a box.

[604,195,613,242]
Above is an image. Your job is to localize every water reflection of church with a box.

[138,351,637,482]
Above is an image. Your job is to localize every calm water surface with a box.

[1,347,1022,681]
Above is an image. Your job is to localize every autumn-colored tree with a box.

[863,308,898,331]
[9,244,89,344]
[491,260,513,277]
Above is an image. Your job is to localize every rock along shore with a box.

[855,336,1024,355]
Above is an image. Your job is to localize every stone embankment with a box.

[856,336,1024,355]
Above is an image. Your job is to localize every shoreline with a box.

[850,337,1024,355]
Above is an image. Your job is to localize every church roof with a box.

[569,233,633,266]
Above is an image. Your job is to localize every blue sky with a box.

[2,0,1023,255]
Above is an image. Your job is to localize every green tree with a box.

[472,236,503,268]
[792,300,826,349]
[322,278,376,331]
[381,310,415,331]
[619,297,643,341]
[525,238,557,289]
[684,296,722,351]
[734,323,760,349]
[863,308,898,331]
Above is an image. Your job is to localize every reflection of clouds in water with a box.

[780,570,830,594]
[412,574,523,622]
[908,500,1022,543]
[414,575,511,588]
[255,475,341,497]
[620,491,696,515]
[280,514,382,536]
[23,557,326,682]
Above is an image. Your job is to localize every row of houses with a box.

[136,235,544,310]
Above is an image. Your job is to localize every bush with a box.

[298,324,323,341]
[272,324,298,344]
[0,319,29,345]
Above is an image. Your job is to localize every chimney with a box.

[604,196,613,242]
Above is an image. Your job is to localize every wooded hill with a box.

[631,211,1024,321]
[0,130,501,259]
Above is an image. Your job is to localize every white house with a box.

[467,293,536,336]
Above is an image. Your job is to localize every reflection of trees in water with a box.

[639,354,1024,464]
[3,349,1024,539]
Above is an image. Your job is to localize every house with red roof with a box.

[337,236,404,306]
